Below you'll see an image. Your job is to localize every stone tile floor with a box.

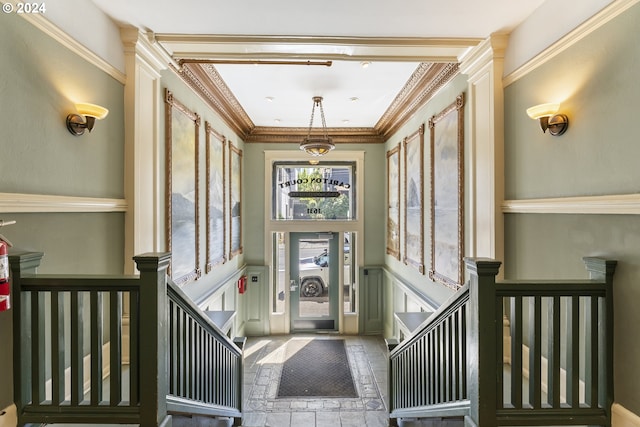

[241,335,390,427]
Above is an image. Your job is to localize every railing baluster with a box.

[206,333,212,403]
[598,296,606,408]
[453,306,460,401]
[90,291,103,405]
[496,296,504,409]
[169,300,176,395]
[129,289,140,405]
[529,295,542,409]
[70,290,84,406]
[419,338,425,406]
[460,304,467,399]
[567,295,580,407]
[587,295,599,408]
[181,304,186,398]
[30,291,44,405]
[548,296,561,408]
[443,322,448,402]
[110,290,123,406]
[511,295,523,409]
[195,323,201,402]
[51,290,65,405]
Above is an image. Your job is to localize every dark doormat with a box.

[277,339,358,398]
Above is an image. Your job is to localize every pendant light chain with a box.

[300,96,335,156]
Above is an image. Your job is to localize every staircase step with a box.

[397,417,464,427]
[172,414,234,427]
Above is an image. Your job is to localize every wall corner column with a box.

[460,33,508,275]
[121,28,170,274]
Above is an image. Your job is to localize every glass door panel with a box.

[290,232,338,331]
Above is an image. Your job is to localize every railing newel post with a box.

[464,257,501,427]
[134,252,172,427]
[9,251,44,426]
[583,257,616,426]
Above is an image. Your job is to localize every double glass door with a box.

[289,232,339,331]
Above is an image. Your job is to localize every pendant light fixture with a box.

[300,96,335,156]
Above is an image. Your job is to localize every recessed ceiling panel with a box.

[213,61,420,128]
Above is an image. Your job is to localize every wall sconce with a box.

[66,103,109,136]
[526,103,569,136]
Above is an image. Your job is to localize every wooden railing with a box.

[389,284,470,419]
[389,256,616,427]
[167,281,242,418]
[9,251,242,427]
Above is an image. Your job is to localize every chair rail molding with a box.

[502,193,640,215]
[0,192,127,213]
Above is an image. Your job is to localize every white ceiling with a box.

[90,0,548,129]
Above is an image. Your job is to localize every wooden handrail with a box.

[9,251,242,427]
[166,278,242,417]
[389,256,616,427]
[389,284,470,419]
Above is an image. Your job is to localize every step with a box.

[397,417,464,427]
[172,414,234,427]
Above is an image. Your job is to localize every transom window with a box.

[272,162,356,221]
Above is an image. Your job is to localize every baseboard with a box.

[613,403,640,427]
[0,404,16,427]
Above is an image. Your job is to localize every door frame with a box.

[264,150,365,335]
[289,232,339,332]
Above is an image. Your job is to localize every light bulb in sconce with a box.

[526,103,568,136]
[66,103,109,136]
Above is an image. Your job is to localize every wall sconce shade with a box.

[526,103,568,136]
[66,103,109,136]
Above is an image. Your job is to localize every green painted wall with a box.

[0,13,124,198]
[0,13,125,408]
[503,2,640,415]
[383,72,469,307]
[159,69,246,304]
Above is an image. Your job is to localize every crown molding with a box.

[10,5,126,84]
[176,58,458,144]
[246,126,384,144]
[376,62,459,139]
[164,34,473,143]
[175,63,253,138]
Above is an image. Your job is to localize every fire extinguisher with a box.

[237,275,247,294]
[0,220,15,312]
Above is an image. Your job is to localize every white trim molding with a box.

[613,403,640,427]
[0,192,127,213]
[5,2,127,84]
[504,0,640,87]
[502,193,640,215]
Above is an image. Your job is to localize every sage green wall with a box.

[159,70,246,304]
[0,13,125,408]
[383,73,468,307]
[503,3,640,415]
